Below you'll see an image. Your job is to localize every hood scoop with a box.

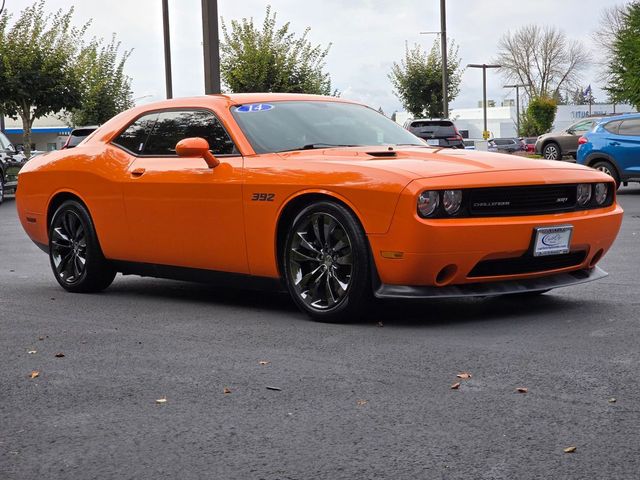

[366,150,397,157]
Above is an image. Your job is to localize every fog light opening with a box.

[435,264,458,286]
[589,249,604,268]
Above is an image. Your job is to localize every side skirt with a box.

[112,260,285,293]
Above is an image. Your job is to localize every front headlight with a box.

[418,191,439,217]
[594,183,608,205]
[577,183,592,206]
[443,190,462,215]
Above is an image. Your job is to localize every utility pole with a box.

[504,84,529,136]
[202,0,221,94]
[162,0,173,99]
[467,64,501,139]
[419,0,448,118]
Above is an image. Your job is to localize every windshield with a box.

[231,101,424,154]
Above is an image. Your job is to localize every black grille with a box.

[468,185,577,216]
[468,251,587,278]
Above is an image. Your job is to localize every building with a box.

[1,114,71,152]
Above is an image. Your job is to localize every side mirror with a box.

[567,128,575,135]
[175,137,220,169]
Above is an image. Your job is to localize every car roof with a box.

[594,112,640,123]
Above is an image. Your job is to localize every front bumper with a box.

[375,266,607,299]
[367,172,623,288]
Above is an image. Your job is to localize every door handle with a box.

[609,141,620,146]
[131,167,146,177]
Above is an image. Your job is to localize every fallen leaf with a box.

[356,399,368,406]
[266,386,282,391]
[155,397,167,404]
[27,350,37,354]
[608,398,616,403]
[223,387,232,394]
[54,352,65,358]
[377,322,384,328]
[564,446,576,453]
[457,372,472,380]
[258,360,270,366]
[29,371,39,379]
[516,387,528,394]
[38,337,44,341]
[450,382,460,390]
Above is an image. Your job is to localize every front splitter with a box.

[374,266,608,299]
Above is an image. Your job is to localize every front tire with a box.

[49,200,116,293]
[592,160,621,189]
[282,201,372,322]
[543,142,561,160]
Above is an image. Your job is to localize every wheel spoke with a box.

[297,232,320,255]
[55,251,73,275]
[291,248,320,263]
[324,217,337,245]
[325,272,337,305]
[335,252,352,266]
[312,215,323,246]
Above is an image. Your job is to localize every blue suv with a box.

[577,113,640,189]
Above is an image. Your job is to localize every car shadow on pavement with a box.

[368,293,586,327]
[106,275,587,328]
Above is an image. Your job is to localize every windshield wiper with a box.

[277,143,361,153]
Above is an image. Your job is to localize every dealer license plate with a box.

[426,139,440,146]
[533,225,573,257]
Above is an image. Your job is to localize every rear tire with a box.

[543,142,561,160]
[282,201,372,322]
[592,160,621,189]
[0,173,4,205]
[48,200,116,293]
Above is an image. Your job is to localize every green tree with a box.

[389,39,462,118]
[220,6,333,94]
[520,96,557,136]
[605,2,640,109]
[0,1,86,157]
[67,35,134,126]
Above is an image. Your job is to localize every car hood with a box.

[278,146,590,180]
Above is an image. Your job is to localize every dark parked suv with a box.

[0,131,27,205]
[535,118,600,160]
[404,119,464,148]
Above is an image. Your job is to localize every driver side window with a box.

[144,110,237,156]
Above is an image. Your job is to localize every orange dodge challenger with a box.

[16,93,623,322]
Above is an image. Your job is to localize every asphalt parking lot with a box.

[1,189,639,480]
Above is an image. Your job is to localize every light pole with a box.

[467,64,501,139]
[162,0,173,99]
[504,84,529,136]
[419,0,448,118]
[202,0,221,94]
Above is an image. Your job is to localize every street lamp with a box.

[467,64,501,139]
[504,84,530,136]
[419,0,448,118]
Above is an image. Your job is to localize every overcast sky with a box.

[10,0,619,113]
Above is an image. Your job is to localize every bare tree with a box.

[593,3,627,91]
[593,4,627,56]
[496,25,589,99]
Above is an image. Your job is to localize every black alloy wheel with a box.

[592,160,621,189]
[543,142,561,160]
[283,201,372,322]
[49,200,116,293]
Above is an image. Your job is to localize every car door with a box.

[613,118,640,177]
[562,119,593,154]
[118,109,248,273]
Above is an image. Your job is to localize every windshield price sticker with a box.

[235,104,274,113]
[533,225,573,257]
